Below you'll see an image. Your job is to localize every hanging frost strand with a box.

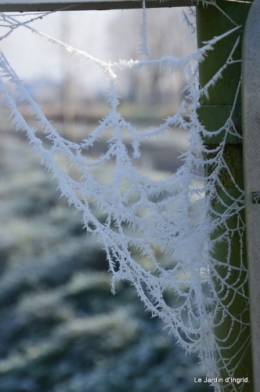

[139,0,149,56]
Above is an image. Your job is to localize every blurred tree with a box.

[107,7,194,107]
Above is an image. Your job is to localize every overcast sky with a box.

[0,10,120,83]
[0,6,192,105]
[0,8,188,78]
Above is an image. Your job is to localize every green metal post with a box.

[196,1,253,390]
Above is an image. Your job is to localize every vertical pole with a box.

[196,1,253,390]
[243,0,260,389]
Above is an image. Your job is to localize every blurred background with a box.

[0,7,212,392]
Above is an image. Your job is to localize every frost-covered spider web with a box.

[0,3,250,391]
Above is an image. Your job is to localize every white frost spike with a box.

[139,0,149,56]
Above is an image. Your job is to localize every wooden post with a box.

[243,0,260,390]
[197,1,254,390]
[0,0,195,12]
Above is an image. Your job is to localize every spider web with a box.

[0,4,250,391]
